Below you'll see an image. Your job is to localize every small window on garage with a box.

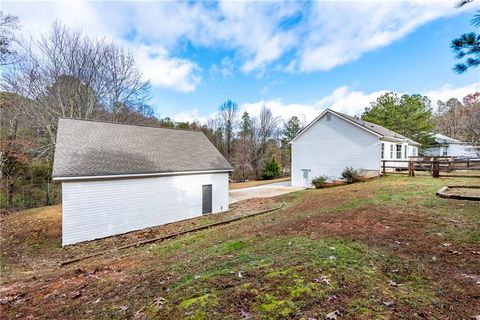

[381,143,385,159]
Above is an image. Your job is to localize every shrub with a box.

[261,157,281,180]
[341,167,362,183]
[312,176,327,188]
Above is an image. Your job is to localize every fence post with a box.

[431,160,440,178]
[382,160,386,174]
[408,160,415,177]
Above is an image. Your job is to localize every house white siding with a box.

[424,144,477,157]
[61,172,229,245]
[291,114,381,187]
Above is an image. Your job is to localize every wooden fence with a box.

[381,157,480,177]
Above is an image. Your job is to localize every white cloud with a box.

[172,109,210,124]
[3,0,202,92]
[134,45,201,93]
[314,87,389,116]
[424,83,480,108]
[296,1,459,72]
[210,57,235,78]
[3,0,473,84]
[240,99,321,126]
[172,82,480,125]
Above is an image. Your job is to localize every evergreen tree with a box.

[261,157,281,180]
[235,112,253,180]
[362,92,435,147]
[281,116,302,146]
[280,116,302,173]
[451,0,480,73]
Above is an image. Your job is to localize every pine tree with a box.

[451,0,480,73]
[280,116,302,173]
[261,157,281,180]
[362,92,435,147]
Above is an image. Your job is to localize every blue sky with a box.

[4,1,480,123]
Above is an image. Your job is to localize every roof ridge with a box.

[59,117,203,134]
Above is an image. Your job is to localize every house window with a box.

[413,148,417,156]
[442,149,447,156]
[396,145,402,159]
[381,143,385,159]
[390,145,394,159]
[404,145,408,159]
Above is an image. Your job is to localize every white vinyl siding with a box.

[424,144,477,157]
[61,172,229,245]
[291,112,381,186]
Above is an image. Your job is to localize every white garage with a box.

[53,118,232,245]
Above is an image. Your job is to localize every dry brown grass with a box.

[1,175,479,319]
[229,177,291,190]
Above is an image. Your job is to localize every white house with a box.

[424,133,477,158]
[291,109,420,187]
[52,118,233,245]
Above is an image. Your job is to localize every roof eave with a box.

[53,168,234,182]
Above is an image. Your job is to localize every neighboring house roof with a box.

[53,118,233,180]
[431,133,465,145]
[291,108,420,145]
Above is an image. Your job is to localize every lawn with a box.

[1,175,479,319]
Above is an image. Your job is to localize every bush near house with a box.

[341,167,363,183]
[261,157,281,180]
[311,176,327,188]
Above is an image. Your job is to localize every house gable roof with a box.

[432,133,464,145]
[52,118,233,180]
[291,108,420,146]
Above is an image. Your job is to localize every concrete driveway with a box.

[229,180,305,204]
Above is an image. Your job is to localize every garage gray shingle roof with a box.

[52,118,233,179]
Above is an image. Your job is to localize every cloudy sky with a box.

[3,0,480,124]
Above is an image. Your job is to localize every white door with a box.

[301,169,310,187]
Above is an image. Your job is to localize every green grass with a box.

[137,236,439,319]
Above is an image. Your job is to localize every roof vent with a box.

[326,113,332,121]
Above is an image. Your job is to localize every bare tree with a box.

[0,11,19,65]
[1,22,152,160]
[434,98,463,139]
[250,105,280,178]
[218,100,238,160]
[232,111,253,180]
[100,43,151,122]
[461,93,480,156]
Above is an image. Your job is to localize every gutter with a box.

[53,169,234,182]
